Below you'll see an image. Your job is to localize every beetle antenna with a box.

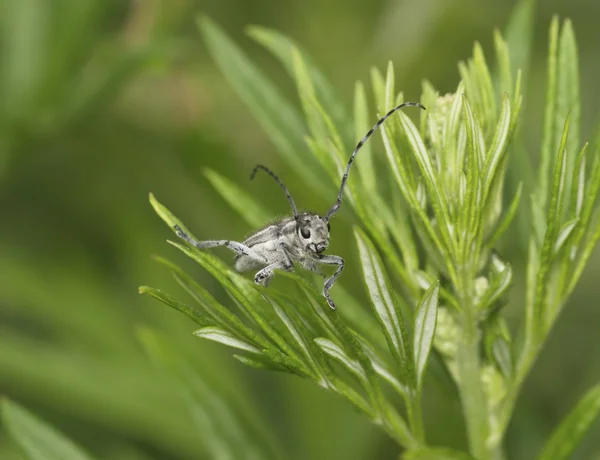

[323,101,425,221]
[251,164,299,220]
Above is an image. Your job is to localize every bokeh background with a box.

[1,0,600,459]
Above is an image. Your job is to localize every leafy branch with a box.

[137,8,600,460]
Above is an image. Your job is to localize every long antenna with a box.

[323,101,426,221]
[250,164,299,220]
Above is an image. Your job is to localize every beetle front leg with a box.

[315,254,344,310]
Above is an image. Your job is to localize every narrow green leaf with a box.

[384,61,396,111]
[315,337,366,382]
[460,95,485,248]
[267,296,328,384]
[483,94,512,201]
[556,20,580,173]
[487,182,523,246]
[329,378,374,419]
[553,219,579,256]
[197,16,325,193]
[504,0,536,83]
[568,221,600,296]
[149,192,190,235]
[355,228,413,384]
[1,0,48,123]
[493,31,513,98]
[535,115,570,327]
[403,447,477,460]
[169,240,312,377]
[537,384,600,460]
[292,49,348,188]
[398,111,454,255]
[478,264,512,313]
[139,285,211,327]
[570,145,587,219]
[246,25,350,143]
[194,327,262,354]
[492,338,513,378]
[538,16,560,211]
[1,399,95,460]
[413,281,440,389]
[138,328,281,460]
[204,168,272,228]
[354,80,376,192]
[358,337,409,399]
[152,256,266,346]
[472,42,497,131]
[371,66,386,111]
[568,151,600,262]
[233,354,288,372]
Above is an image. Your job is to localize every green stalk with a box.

[407,389,425,443]
[455,265,491,459]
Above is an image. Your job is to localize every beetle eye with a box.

[327,222,331,232]
[300,227,311,239]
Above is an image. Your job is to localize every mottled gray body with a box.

[173,101,424,310]
[174,213,343,309]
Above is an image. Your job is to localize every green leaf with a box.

[537,384,600,460]
[403,447,477,460]
[204,168,272,228]
[553,218,578,256]
[358,337,409,399]
[353,80,376,192]
[413,281,440,389]
[483,94,512,202]
[1,399,95,460]
[460,95,485,247]
[493,31,513,98]
[151,256,265,346]
[139,285,211,328]
[370,66,386,112]
[138,328,281,460]
[472,42,496,131]
[538,16,560,211]
[354,228,413,384]
[292,48,347,185]
[193,327,262,354]
[535,115,570,328]
[556,20,581,176]
[149,192,191,236]
[315,337,366,382]
[233,354,288,372]
[398,110,454,255]
[1,0,49,123]
[487,182,523,246]
[478,263,512,313]
[267,295,330,384]
[197,16,325,193]
[170,240,312,377]
[504,0,536,83]
[246,25,350,144]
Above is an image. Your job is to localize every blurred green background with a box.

[1,0,600,458]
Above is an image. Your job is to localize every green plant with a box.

[137,8,600,460]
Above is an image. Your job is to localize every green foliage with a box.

[536,384,600,460]
[2,0,599,459]
[2,399,95,460]
[141,7,600,459]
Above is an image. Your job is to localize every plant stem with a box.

[407,389,425,443]
[455,265,491,459]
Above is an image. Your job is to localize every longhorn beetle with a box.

[174,101,425,310]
